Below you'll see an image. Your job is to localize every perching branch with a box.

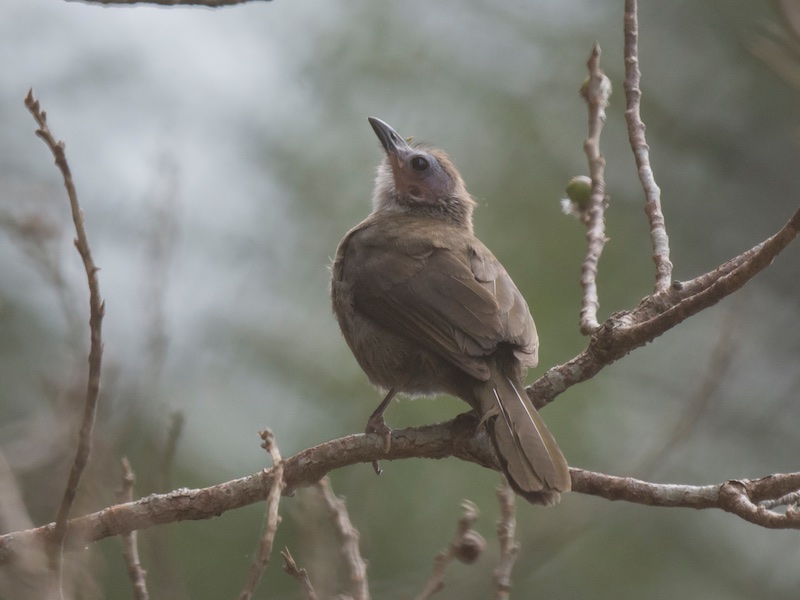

[24,90,106,572]
[2,422,800,567]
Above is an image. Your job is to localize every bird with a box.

[330,117,571,505]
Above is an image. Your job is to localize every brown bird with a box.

[331,117,570,505]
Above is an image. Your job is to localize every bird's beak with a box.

[368,117,412,160]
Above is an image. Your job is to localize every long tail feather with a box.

[479,366,570,506]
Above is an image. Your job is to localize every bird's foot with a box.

[365,414,392,475]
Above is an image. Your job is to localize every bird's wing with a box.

[341,220,537,380]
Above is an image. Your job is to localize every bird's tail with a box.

[477,365,571,506]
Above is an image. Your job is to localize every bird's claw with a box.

[366,414,392,475]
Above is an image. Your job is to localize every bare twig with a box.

[24,90,106,571]
[316,477,370,600]
[281,548,318,600]
[623,0,672,291]
[578,44,612,334]
[493,480,519,600]
[238,430,285,600]
[414,500,485,600]
[116,458,149,600]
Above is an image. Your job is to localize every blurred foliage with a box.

[1,0,800,598]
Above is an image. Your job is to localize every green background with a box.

[1,1,799,598]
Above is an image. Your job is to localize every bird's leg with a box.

[366,388,397,475]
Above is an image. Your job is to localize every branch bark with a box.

[623,0,672,291]
[578,44,612,334]
[2,422,800,567]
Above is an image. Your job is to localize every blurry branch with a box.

[753,0,800,110]
[635,303,738,476]
[141,151,181,387]
[67,0,271,6]
[0,210,83,341]
[24,90,106,572]
[577,43,611,334]
[3,422,800,567]
[237,430,285,600]
[0,451,49,599]
[492,482,519,600]
[772,0,800,40]
[281,549,318,600]
[158,411,185,493]
[116,459,149,600]
[415,500,485,600]
[315,477,369,600]
[623,0,672,291]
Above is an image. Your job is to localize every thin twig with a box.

[316,477,370,600]
[238,430,285,600]
[623,0,672,291]
[579,44,612,334]
[414,501,484,600]
[117,458,149,600]
[24,90,106,571]
[493,480,519,600]
[281,548,319,600]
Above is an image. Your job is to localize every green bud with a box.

[566,175,592,210]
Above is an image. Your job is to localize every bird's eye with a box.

[410,155,429,172]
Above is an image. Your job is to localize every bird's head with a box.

[368,117,475,229]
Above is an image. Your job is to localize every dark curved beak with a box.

[368,117,412,157]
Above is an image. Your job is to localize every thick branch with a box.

[2,421,800,567]
[572,471,800,529]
